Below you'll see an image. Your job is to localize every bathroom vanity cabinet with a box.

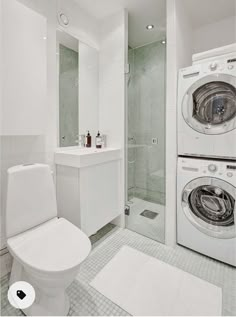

[55,148,122,236]
[1,0,47,135]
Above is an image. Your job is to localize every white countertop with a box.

[54,147,121,168]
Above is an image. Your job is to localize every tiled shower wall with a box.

[128,41,166,205]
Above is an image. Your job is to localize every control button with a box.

[8,281,35,310]
[227,172,233,178]
[208,164,217,172]
[209,62,217,71]
[228,64,234,70]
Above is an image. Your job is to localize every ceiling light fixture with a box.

[161,40,166,44]
[146,24,154,30]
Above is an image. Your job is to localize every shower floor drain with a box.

[140,209,158,220]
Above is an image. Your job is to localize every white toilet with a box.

[5,164,91,316]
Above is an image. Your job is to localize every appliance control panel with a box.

[179,158,236,181]
[201,56,236,73]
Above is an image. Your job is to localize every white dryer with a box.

[177,157,236,266]
[178,44,236,159]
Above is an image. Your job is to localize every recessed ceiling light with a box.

[161,40,166,44]
[146,24,154,30]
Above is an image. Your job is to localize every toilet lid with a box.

[7,218,91,273]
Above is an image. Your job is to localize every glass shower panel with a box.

[126,41,166,243]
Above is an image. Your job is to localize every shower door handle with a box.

[125,205,130,216]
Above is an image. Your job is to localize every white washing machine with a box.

[178,44,236,159]
[177,157,236,267]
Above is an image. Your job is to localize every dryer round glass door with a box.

[182,74,236,135]
[182,177,236,238]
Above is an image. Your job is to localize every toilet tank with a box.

[6,164,57,238]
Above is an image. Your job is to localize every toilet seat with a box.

[7,218,91,273]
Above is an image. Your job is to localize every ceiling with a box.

[75,0,236,48]
[75,0,166,48]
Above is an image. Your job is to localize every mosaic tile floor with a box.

[126,198,165,243]
[1,227,236,316]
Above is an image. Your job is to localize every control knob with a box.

[208,164,217,172]
[209,62,217,71]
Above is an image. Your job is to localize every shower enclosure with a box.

[126,40,166,243]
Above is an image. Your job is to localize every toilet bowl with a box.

[5,164,91,316]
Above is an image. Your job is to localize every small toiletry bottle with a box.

[86,131,92,147]
[96,131,102,149]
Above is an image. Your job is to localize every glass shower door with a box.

[125,40,166,243]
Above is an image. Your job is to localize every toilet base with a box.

[9,259,72,316]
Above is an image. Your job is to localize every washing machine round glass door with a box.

[182,74,236,135]
[182,177,236,238]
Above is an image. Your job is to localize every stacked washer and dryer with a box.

[177,44,236,267]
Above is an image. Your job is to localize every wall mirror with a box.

[57,29,99,147]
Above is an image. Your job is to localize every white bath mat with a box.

[90,246,222,316]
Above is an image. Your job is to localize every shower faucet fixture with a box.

[152,138,158,145]
[128,137,135,142]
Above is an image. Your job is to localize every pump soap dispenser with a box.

[96,131,102,149]
[86,131,92,147]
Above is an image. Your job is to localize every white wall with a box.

[173,2,236,64]
[165,0,193,247]
[57,0,100,49]
[1,0,47,136]
[0,0,57,254]
[165,0,178,247]
[175,1,193,68]
[99,10,126,148]
[99,10,127,226]
[193,15,236,53]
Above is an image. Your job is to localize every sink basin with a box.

[54,147,121,168]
